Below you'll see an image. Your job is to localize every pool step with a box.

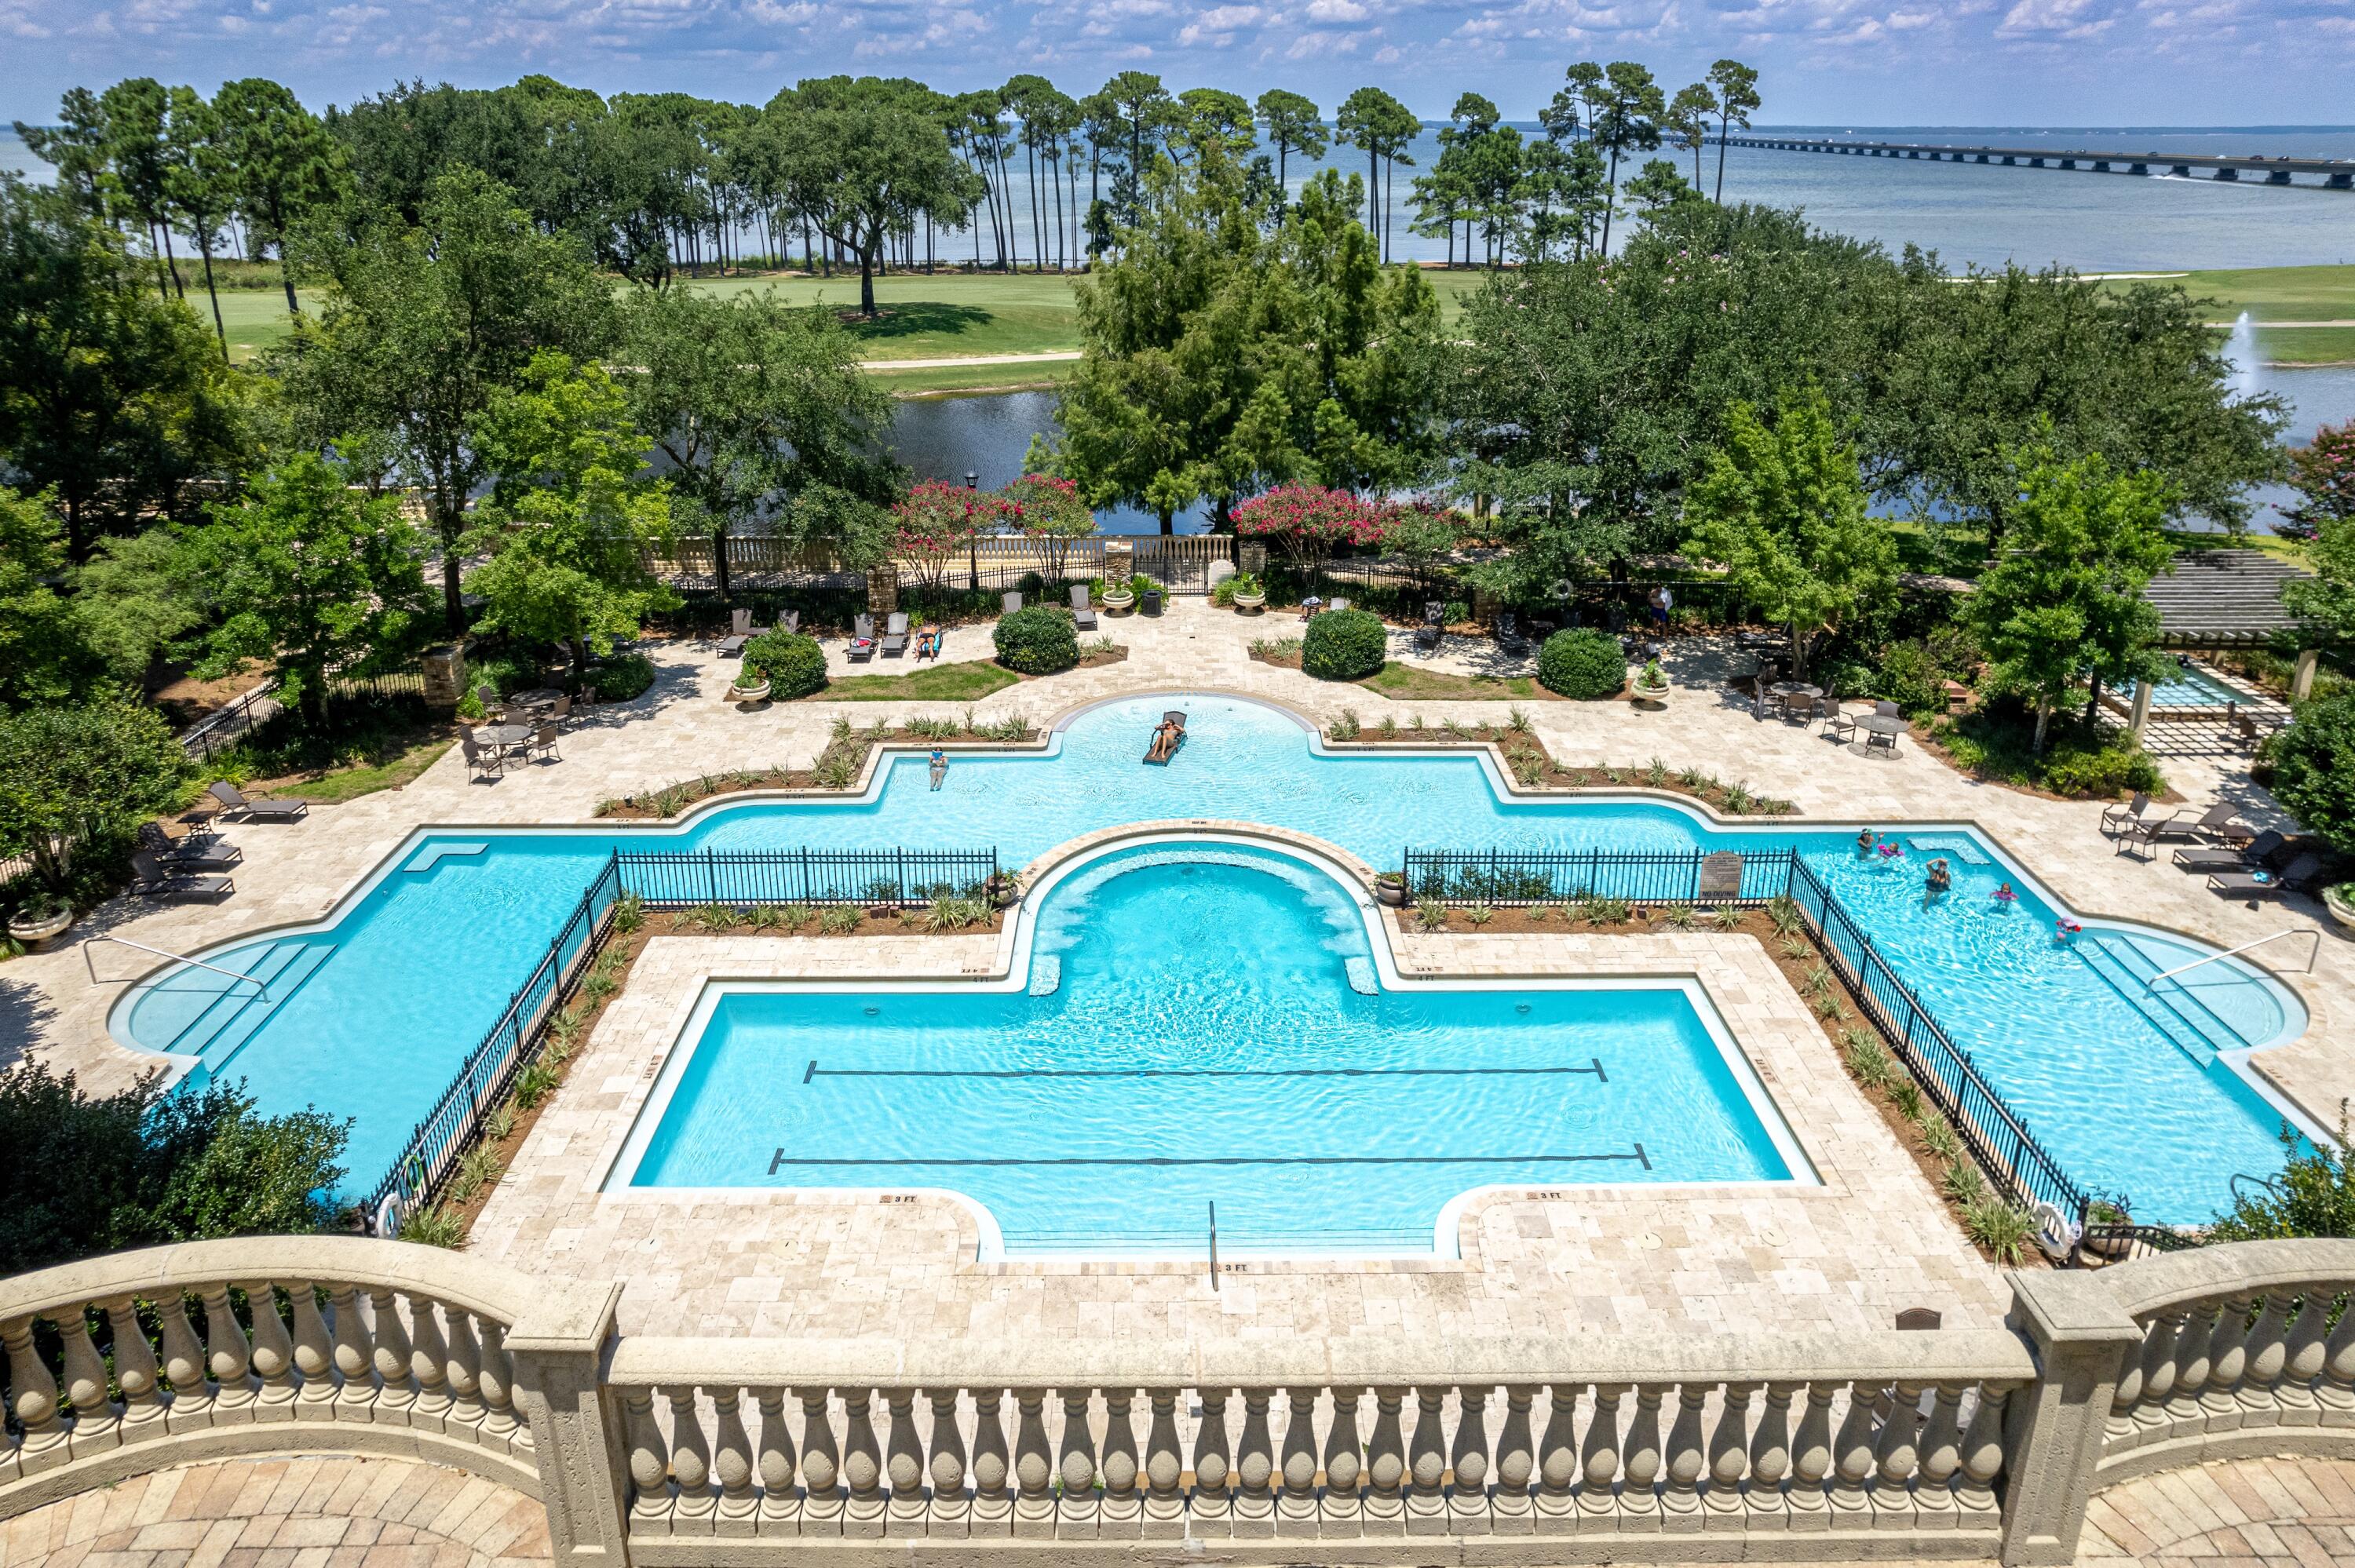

[155,941,338,1076]
[1028,955,1061,997]
[2072,932,2251,1068]
[1345,957,1379,995]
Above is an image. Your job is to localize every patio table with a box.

[1769,681,1823,700]
[509,687,564,709]
[480,723,533,749]
[1854,713,1907,757]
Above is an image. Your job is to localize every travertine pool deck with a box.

[6,600,2349,1344]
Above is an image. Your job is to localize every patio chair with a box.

[1414,603,1442,657]
[1071,584,1098,631]
[462,733,502,779]
[782,610,801,635]
[549,695,572,727]
[1495,611,1524,651]
[137,822,242,871]
[2100,792,2154,834]
[1864,723,1902,757]
[882,612,909,657]
[1818,699,1858,742]
[2172,828,2287,876]
[1002,592,1023,615]
[849,614,876,662]
[721,607,754,656]
[1779,690,1815,724]
[2207,851,2325,902]
[205,781,308,823]
[130,850,233,903]
[2115,810,2200,859]
[528,724,561,764]
[1874,700,1901,718]
[578,685,597,709]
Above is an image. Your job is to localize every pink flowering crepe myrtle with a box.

[1232,483,1384,568]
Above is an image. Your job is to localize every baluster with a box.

[197,1284,256,1420]
[407,1296,454,1430]
[1100,1390,1142,1537]
[2106,1316,2155,1442]
[1448,1385,1495,1532]
[756,1391,801,1530]
[1276,1388,1320,1534]
[2134,1307,2192,1434]
[367,1286,417,1420]
[1233,1387,1278,1536]
[2236,1295,2295,1425]
[323,1286,376,1421]
[1491,1386,1535,1533]
[477,1320,522,1444]
[1747,1382,1797,1522]
[1705,1382,1755,1519]
[2201,1297,2257,1425]
[233,1283,297,1420]
[101,1296,167,1437]
[1955,1383,2010,1526]
[623,1387,675,1530]
[55,1308,120,1455]
[1576,1384,1624,1522]
[3,1314,69,1471]
[1323,1386,1366,1535]
[1659,1384,1708,1526]
[1914,1384,1966,1528]
[800,1390,845,1532]
[1142,1391,1187,1537]
[2278,1296,2332,1422]
[926,1389,970,1536]
[1012,1387,1056,1537]
[883,1391,926,1533]
[840,1389,885,1537]
[1055,1389,1101,1537]
[1535,1382,1585,1529]
[1621,1387,1665,1524]
[969,1388,1013,1534]
[1827,1382,1879,1519]
[1192,1387,1236,1534]
[1870,1380,1923,1525]
[666,1388,716,1530]
[1360,1387,1405,1533]
[155,1293,213,1427]
[1786,1384,1837,1526]
[442,1309,488,1435]
[2164,1299,2225,1425]
[2316,1296,2355,1424]
[1404,1386,1448,1533]
[286,1286,337,1421]
[714,1388,758,1535]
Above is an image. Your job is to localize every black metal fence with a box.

[366,852,625,1229]
[1781,855,2090,1231]
[615,848,999,907]
[1400,848,1796,906]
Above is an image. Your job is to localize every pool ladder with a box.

[2071,932,2257,1068]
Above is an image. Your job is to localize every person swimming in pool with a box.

[1857,828,1876,855]
[1926,859,1952,896]
[2056,916,2082,943]
[1994,882,2017,903]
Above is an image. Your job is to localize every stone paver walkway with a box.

[2,1456,550,1568]
[2083,1457,2355,1568]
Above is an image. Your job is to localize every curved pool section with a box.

[115,692,2310,1225]
[618,842,1802,1254]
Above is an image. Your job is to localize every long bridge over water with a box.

[1722,133,2354,190]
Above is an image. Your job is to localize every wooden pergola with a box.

[2129,548,2324,736]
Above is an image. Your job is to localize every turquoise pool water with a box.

[625,845,1797,1253]
[2123,663,2252,708]
[115,693,2308,1226]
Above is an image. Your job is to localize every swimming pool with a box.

[2122,662,2255,709]
[114,692,2311,1226]
[617,843,1805,1254]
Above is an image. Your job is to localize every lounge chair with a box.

[137,822,242,871]
[205,781,308,822]
[130,850,233,903]
[721,607,754,656]
[2173,828,2287,876]
[2101,793,2154,834]
[1071,584,1098,631]
[882,612,909,657]
[2116,810,2200,859]
[2185,804,2256,845]
[1002,592,1023,615]
[848,614,876,662]
[1145,710,1187,764]
[2208,852,2325,901]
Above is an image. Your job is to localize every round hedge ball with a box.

[1301,607,1389,681]
[993,604,1080,674]
[740,630,827,698]
[1536,628,1628,700]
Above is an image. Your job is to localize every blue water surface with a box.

[118,693,2306,1224]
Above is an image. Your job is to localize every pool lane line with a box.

[768,1145,1648,1173]
[800,1058,1608,1082]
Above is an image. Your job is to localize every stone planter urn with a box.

[1233,589,1266,614]
[988,874,1021,909]
[1631,662,1670,707]
[729,677,771,706]
[2326,884,2355,933]
[9,904,73,950]
[1101,589,1136,616]
[1374,875,1408,907]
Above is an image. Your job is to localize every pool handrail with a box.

[2149,925,2321,985]
[82,932,273,998]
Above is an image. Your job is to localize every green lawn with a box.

[1361,662,1554,701]
[267,736,454,802]
[813,661,1021,701]
[2095,264,2355,365]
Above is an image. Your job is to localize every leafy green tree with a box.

[1334,86,1419,262]
[2208,1122,2355,1241]
[1965,441,2174,756]
[1621,158,1696,213]
[97,78,181,299]
[1706,60,1762,203]
[772,77,969,315]
[162,85,236,359]
[1253,89,1326,204]
[2281,423,2355,649]
[466,352,679,678]
[1681,388,1895,680]
[0,697,186,889]
[619,285,900,597]
[1666,82,1718,191]
[15,89,114,219]
[0,174,244,562]
[181,454,432,724]
[214,78,351,316]
[270,167,615,630]
[1100,71,1175,223]
[2262,691,2355,854]
[1591,61,1664,254]
[0,1062,348,1274]
[0,489,97,709]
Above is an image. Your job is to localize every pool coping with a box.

[590,823,1827,1263]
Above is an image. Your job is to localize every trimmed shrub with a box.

[590,651,656,702]
[2266,691,2355,853]
[2039,742,2163,800]
[993,605,1080,674]
[740,630,827,698]
[1301,607,1387,681]
[1536,629,1627,700]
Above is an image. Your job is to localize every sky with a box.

[2,0,2353,128]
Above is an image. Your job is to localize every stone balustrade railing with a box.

[10,1239,2355,1566]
